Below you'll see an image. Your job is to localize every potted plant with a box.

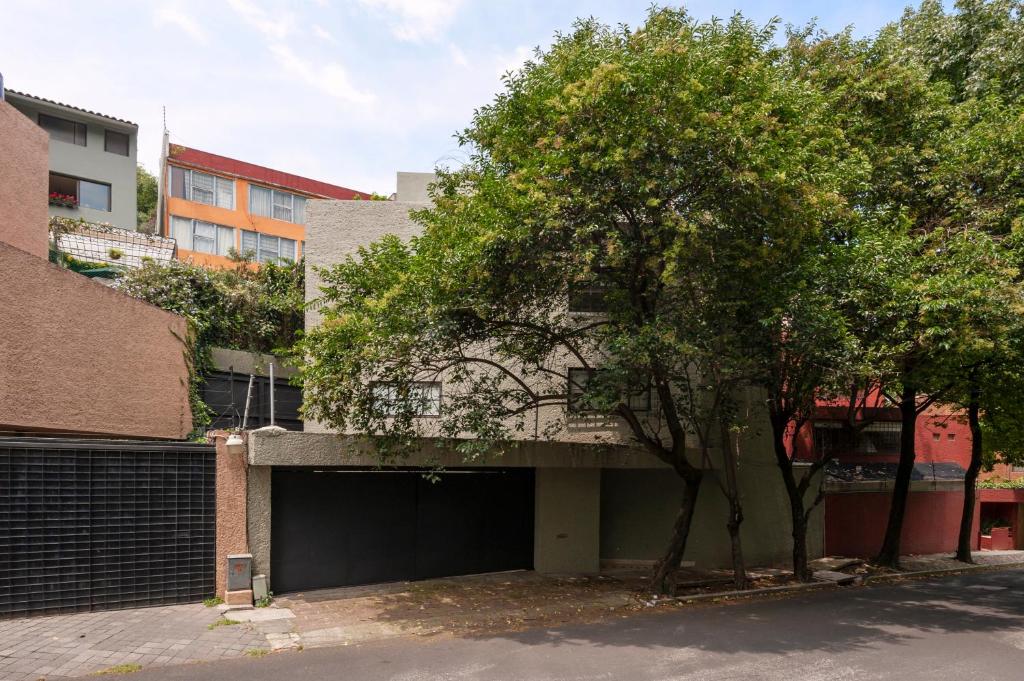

[48,192,79,209]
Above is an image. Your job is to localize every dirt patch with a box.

[278,572,651,643]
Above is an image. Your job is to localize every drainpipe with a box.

[0,72,5,100]
[269,362,275,426]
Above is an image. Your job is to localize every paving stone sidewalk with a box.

[0,603,273,681]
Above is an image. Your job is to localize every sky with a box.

[1,0,917,195]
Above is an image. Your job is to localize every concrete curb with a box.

[862,561,1024,585]
[670,580,837,605]
[666,561,1024,607]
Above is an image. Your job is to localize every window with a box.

[568,281,608,313]
[48,173,110,212]
[104,130,129,156]
[371,382,441,416]
[240,230,297,263]
[168,166,234,209]
[568,368,650,413]
[813,421,902,457]
[39,113,86,146]
[170,216,235,256]
[79,180,111,211]
[249,185,307,224]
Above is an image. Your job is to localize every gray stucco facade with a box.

[6,91,138,231]
[241,180,824,593]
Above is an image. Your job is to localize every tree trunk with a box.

[721,424,747,590]
[649,474,702,594]
[769,415,812,582]
[875,383,918,568]
[955,387,982,563]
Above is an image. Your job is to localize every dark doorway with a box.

[270,468,534,593]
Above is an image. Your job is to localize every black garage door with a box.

[270,468,534,593]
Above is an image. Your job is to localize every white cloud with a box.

[496,45,532,78]
[448,43,468,68]
[311,24,335,42]
[154,5,209,43]
[269,43,376,106]
[226,0,295,41]
[357,0,464,42]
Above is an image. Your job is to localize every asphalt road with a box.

[130,569,1024,681]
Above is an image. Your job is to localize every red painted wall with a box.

[794,407,973,468]
[825,490,979,557]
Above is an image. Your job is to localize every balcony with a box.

[49,216,176,276]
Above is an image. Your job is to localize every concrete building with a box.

[0,88,191,440]
[233,171,822,596]
[158,141,372,268]
[5,89,138,231]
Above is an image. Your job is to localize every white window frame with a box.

[249,185,306,224]
[171,167,234,209]
[371,381,442,417]
[240,229,297,263]
[170,215,235,256]
[567,368,650,413]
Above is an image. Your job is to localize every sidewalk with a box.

[5,551,1023,679]
[0,603,271,681]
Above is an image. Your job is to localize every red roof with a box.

[168,145,372,200]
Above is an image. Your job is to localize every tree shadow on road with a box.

[467,572,1024,658]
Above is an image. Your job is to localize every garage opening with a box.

[270,467,535,593]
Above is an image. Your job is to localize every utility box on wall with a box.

[226,554,252,592]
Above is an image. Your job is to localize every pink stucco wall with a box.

[213,432,250,598]
[825,490,979,558]
[0,100,48,258]
[0,241,192,438]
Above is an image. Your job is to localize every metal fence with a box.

[202,370,302,432]
[0,437,215,618]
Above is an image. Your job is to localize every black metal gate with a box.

[202,371,303,431]
[0,437,216,618]
[271,468,535,593]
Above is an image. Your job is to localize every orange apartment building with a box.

[159,141,371,267]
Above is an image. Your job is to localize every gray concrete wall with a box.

[247,465,272,581]
[534,468,601,574]
[246,428,821,581]
[305,199,428,334]
[249,428,667,469]
[600,465,824,569]
[210,347,297,379]
[395,172,436,202]
[303,198,653,446]
[6,93,138,231]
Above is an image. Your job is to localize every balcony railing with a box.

[49,216,176,275]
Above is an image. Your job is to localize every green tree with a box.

[895,0,1024,103]
[752,244,861,581]
[873,0,1024,565]
[117,256,304,434]
[137,165,158,229]
[788,7,1024,567]
[300,9,853,590]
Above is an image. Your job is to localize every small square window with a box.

[947,433,956,441]
[104,130,129,156]
[568,368,649,413]
[371,381,441,416]
[568,282,608,313]
[568,368,595,413]
[932,433,941,441]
